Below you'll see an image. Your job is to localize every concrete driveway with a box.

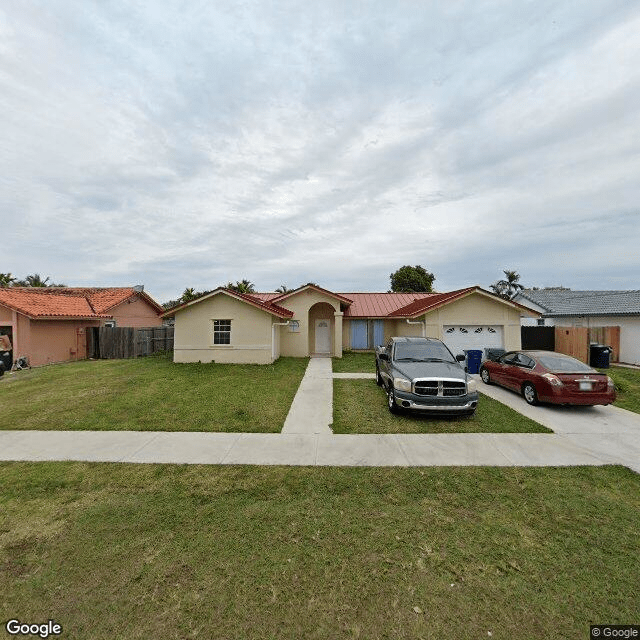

[474,375,640,474]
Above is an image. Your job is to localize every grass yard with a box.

[333,351,376,373]
[1,463,638,640]
[333,379,551,434]
[600,366,640,414]
[0,355,308,433]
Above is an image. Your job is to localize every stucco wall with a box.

[173,293,274,364]
[109,295,162,327]
[422,292,522,350]
[278,289,341,357]
[342,293,521,351]
[21,319,100,367]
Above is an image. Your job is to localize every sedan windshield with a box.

[536,354,595,373]
[394,342,456,363]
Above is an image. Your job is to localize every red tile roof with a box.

[163,288,294,318]
[0,287,162,319]
[165,285,525,320]
[270,284,353,305]
[233,291,294,318]
[388,288,476,317]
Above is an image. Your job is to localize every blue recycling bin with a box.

[465,349,483,374]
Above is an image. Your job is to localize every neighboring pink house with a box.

[0,287,164,367]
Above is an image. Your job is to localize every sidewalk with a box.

[0,359,638,472]
[0,429,607,467]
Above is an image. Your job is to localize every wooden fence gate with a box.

[87,326,174,359]
[553,326,620,364]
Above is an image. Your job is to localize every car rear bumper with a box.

[540,385,616,406]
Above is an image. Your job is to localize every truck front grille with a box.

[413,380,466,397]
[443,382,466,396]
[414,381,439,396]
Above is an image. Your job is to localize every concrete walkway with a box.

[0,359,638,471]
[281,357,333,434]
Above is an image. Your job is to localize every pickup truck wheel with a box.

[480,367,491,385]
[387,387,401,414]
[375,365,383,386]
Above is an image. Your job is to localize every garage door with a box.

[442,325,504,357]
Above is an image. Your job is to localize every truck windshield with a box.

[394,342,456,363]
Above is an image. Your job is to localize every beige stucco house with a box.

[165,284,534,364]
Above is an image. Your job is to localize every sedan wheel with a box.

[522,382,538,406]
[387,387,401,414]
[480,367,491,385]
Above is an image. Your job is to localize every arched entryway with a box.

[308,302,336,355]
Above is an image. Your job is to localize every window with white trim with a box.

[213,319,231,344]
[288,320,300,333]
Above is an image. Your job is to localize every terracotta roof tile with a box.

[0,287,161,319]
[163,288,294,318]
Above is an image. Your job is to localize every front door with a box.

[315,319,331,354]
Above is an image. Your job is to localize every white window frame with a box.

[213,319,232,345]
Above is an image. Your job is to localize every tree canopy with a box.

[389,266,436,293]
[225,279,256,294]
[0,273,16,287]
[2,273,66,287]
[490,269,524,300]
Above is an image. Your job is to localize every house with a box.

[0,286,164,367]
[513,289,640,365]
[164,284,534,364]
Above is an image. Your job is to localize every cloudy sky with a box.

[1,1,639,303]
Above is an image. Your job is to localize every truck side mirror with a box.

[456,354,465,362]
[379,353,389,361]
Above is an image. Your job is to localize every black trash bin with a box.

[590,344,612,369]
[485,348,506,362]
[0,350,11,371]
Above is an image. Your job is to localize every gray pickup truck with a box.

[375,336,479,416]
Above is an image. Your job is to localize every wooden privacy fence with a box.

[87,326,174,359]
[521,325,620,364]
[554,326,620,364]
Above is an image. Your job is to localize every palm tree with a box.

[490,270,524,300]
[275,285,291,294]
[226,279,256,294]
[13,273,66,287]
[0,273,16,287]
[180,287,199,302]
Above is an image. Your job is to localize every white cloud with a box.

[1,1,639,301]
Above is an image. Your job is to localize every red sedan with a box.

[479,350,616,406]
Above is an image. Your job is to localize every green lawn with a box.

[0,355,308,433]
[333,379,551,434]
[333,351,376,373]
[600,366,640,414]
[1,463,638,640]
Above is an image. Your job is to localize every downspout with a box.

[406,318,426,337]
[271,321,290,361]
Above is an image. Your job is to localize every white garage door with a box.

[442,325,504,357]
